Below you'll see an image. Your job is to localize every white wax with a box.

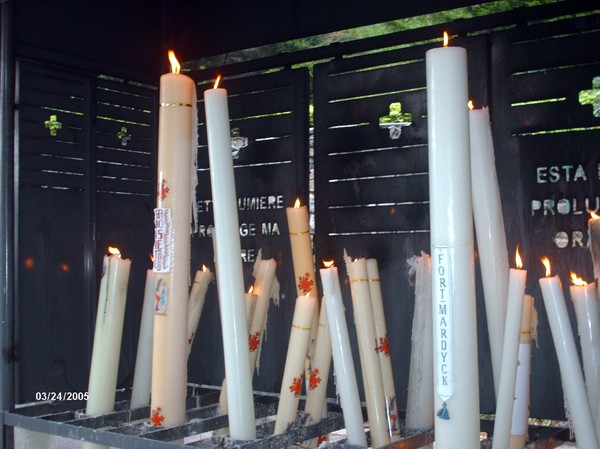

[348,258,390,448]
[509,294,533,449]
[319,266,367,448]
[304,298,332,425]
[366,258,400,438]
[204,86,256,440]
[492,268,527,449]
[151,68,195,429]
[84,253,131,449]
[469,106,509,398]
[131,269,156,409]
[274,294,318,434]
[406,252,434,430]
[540,275,599,449]
[588,218,600,280]
[570,281,600,438]
[426,43,480,449]
[186,268,212,357]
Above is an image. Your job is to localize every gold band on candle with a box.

[292,324,311,331]
[368,278,380,282]
[350,278,370,283]
[160,102,193,108]
[289,230,310,236]
[521,331,531,335]
[318,323,329,328]
[193,280,204,285]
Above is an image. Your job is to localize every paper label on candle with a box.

[153,208,172,273]
[433,246,454,401]
[154,278,169,315]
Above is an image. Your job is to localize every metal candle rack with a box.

[2,385,570,449]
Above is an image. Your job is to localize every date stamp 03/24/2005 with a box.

[35,392,89,401]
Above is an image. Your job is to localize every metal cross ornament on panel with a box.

[379,102,413,139]
[44,114,62,136]
[578,76,600,117]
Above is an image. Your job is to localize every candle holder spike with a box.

[379,102,412,139]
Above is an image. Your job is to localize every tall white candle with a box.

[539,258,599,449]
[509,294,533,449]
[405,252,434,431]
[319,262,367,448]
[469,104,509,398]
[131,269,155,409]
[492,249,527,449]
[84,248,131,449]
[274,294,318,434]
[367,258,400,438]
[347,257,390,448]
[570,274,600,439]
[186,266,212,357]
[204,79,256,440]
[151,52,195,430]
[426,33,480,449]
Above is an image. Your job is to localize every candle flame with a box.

[248,285,254,294]
[108,246,121,257]
[149,253,154,263]
[591,211,600,220]
[443,31,449,47]
[468,100,474,110]
[541,257,551,277]
[570,272,587,286]
[202,264,208,272]
[168,51,180,74]
[323,260,334,268]
[214,74,221,89]
[515,246,523,269]
[294,197,301,208]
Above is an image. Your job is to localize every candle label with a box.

[150,406,165,426]
[433,246,454,401]
[289,374,304,397]
[375,334,390,356]
[153,208,172,273]
[308,368,322,390]
[297,272,314,295]
[154,278,169,315]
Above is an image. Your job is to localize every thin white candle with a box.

[367,258,400,438]
[588,212,600,281]
[539,258,599,449]
[469,103,509,398]
[509,294,533,449]
[84,248,131,449]
[151,51,196,430]
[570,274,600,439]
[186,266,212,357]
[492,248,527,449]
[405,252,434,431]
[204,77,256,440]
[131,268,155,409]
[319,262,367,448]
[426,32,480,449]
[274,294,317,434]
[346,256,390,448]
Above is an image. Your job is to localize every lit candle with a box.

[347,256,390,448]
[588,211,600,281]
[131,267,156,409]
[186,265,213,357]
[304,298,332,426]
[539,258,599,449]
[426,32,480,449]
[405,252,434,432]
[204,76,256,440]
[151,51,196,429]
[570,273,600,438]
[509,294,533,449]
[492,247,527,449]
[469,101,509,398]
[319,261,367,448]
[366,258,400,439]
[273,294,317,434]
[84,247,131,449]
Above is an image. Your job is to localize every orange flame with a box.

[323,260,334,268]
[541,257,551,277]
[294,198,301,208]
[515,246,523,269]
[108,246,121,257]
[443,32,449,47]
[149,253,154,263]
[468,100,474,111]
[591,211,600,220]
[248,285,254,294]
[570,272,587,286]
[202,264,208,272]
[168,51,180,74]
[214,74,221,89]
